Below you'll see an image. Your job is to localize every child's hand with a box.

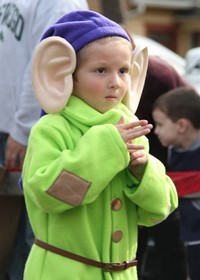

[115,117,152,181]
[115,117,153,144]
[127,143,147,181]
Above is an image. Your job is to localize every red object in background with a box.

[167,171,200,197]
[6,167,22,172]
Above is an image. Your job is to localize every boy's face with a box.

[152,108,180,147]
[72,38,132,113]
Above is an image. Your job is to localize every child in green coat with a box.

[22,10,178,280]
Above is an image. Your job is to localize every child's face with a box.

[72,38,132,113]
[152,108,180,147]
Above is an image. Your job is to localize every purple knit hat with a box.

[41,10,131,53]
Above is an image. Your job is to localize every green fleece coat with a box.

[22,96,178,280]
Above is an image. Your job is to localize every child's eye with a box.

[119,68,129,75]
[95,68,106,74]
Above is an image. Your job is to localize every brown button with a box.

[111,198,122,211]
[112,230,123,242]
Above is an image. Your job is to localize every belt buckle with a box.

[104,261,127,272]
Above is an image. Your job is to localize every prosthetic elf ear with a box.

[32,36,76,113]
[123,45,148,114]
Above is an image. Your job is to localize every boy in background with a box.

[136,56,189,280]
[152,87,200,280]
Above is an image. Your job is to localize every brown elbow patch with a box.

[47,170,91,206]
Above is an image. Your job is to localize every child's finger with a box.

[119,119,149,130]
[127,143,144,151]
[126,125,152,140]
[130,150,147,163]
[117,116,125,124]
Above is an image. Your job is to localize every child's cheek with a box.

[88,80,104,93]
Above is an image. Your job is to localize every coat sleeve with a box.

[124,153,178,227]
[22,116,130,213]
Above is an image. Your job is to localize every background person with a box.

[152,87,200,280]
[135,55,191,280]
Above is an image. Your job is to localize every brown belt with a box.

[35,239,137,272]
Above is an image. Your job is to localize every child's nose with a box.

[108,73,121,89]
